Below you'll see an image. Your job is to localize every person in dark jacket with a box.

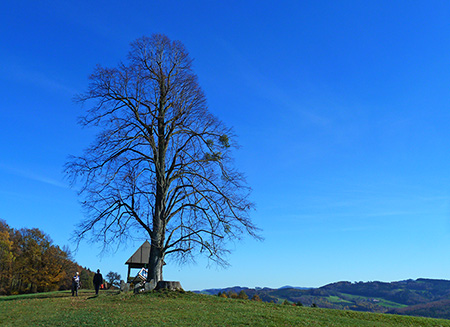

[93,269,103,295]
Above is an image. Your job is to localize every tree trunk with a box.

[148,160,166,283]
[148,234,164,282]
[148,181,165,283]
[148,132,165,282]
[148,83,168,284]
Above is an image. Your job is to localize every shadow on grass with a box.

[0,291,70,302]
[0,289,121,302]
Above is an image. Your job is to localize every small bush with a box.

[296,301,303,307]
[282,300,290,305]
[219,293,228,298]
[237,290,248,300]
[251,294,262,302]
[227,291,238,299]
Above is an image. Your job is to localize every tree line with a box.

[0,219,94,295]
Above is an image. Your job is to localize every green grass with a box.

[340,292,407,308]
[0,289,449,326]
[327,295,353,304]
[376,298,409,309]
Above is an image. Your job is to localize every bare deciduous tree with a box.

[106,271,121,288]
[66,34,260,284]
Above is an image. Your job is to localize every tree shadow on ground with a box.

[0,290,121,302]
[0,292,69,302]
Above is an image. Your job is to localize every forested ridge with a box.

[0,219,94,295]
[199,279,450,319]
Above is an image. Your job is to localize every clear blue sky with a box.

[2,1,450,291]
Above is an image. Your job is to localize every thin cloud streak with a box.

[0,61,77,95]
[0,164,68,189]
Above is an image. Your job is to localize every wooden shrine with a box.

[125,240,150,282]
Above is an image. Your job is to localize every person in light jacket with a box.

[71,272,80,296]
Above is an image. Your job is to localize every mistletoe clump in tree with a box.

[66,34,259,284]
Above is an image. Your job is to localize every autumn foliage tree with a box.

[0,222,14,294]
[66,34,260,284]
[251,294,262,302]
[80,269,95,290]
[0,220,91,295]
[17,228,68,293]
[238,290,249,300]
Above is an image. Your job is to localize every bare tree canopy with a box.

[65,34,260,283]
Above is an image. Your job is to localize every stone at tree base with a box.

[145,279,156,291]
[120,281,130,292]
[155,281,183,291]
[133,281,145,293]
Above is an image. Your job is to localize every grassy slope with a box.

[1,290,450,327]
[339,292,408,308]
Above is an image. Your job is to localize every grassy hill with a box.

[1,289,450,326]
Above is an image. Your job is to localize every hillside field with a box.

[1,290,450,326]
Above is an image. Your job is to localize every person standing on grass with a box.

[71,272,80,296]
[93,269,103,295]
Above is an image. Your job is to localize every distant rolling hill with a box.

[279,285,313,290]
[388,299,450,319]
[196,278,450,319]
